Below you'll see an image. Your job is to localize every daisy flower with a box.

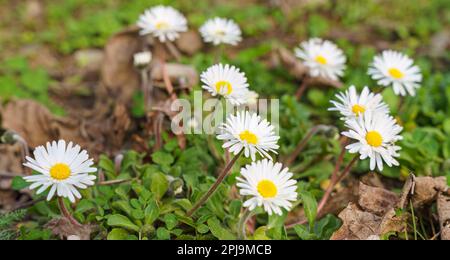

[342,112,403,171]
[137,5,188,42]
[199,17,242,46]
[295,38,346,81]
[133,51,152,68]
[329,85,389,120]
[201,63,250,105]
[237,159,298,215]
[217,111,279,161]
[368,50,422,96]
[23,140,97,203]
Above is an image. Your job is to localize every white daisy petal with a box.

[137,5,188,42]
[217,111,279,161]
[237,159,298,215]
[23,140,97,202]
[201,63,250,105]
[199,17,242,46]
[329,85,390,121]
[344,112,403,172]
[295,38,346,81]
[368,50,422,97]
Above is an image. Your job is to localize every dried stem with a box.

[57,197,82,227]
[286,141,359,229]
[295,76,310,100]
[284,125,323,166]
[165,41,181,62]
[187,151,242,217]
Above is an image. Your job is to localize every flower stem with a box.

[295,76,310,101]
[58,197,82,227]
[284,125,329,166]
[285,146,358,229]
[237,208,253,240]
[187,151,242,217]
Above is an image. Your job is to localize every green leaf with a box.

[293,225,317,240]
[11,176,29,191]
[107,214,140,232]
[150,172,169,200]
[151,151,175,166]
[299,191,318,229]
[252,226,270,240]
[196,223,209,234]
[156,227,170,240]
[107,228,129,240]
[207,217,236,240]
[164,213,178,230]
[98,155,116,175]
[131,209,145,220]
[144,201,160,225]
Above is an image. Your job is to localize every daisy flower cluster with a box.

[329,85,403,171]
[216,111,298,215]
[137,6,242,47]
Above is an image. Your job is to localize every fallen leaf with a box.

[330,203,381,240]
[412,176,447,208]
[45,217,93,240]
[358,182,399,216]
[175,30,203,55]
[437,193,450,240]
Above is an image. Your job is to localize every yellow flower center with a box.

[257,180,278,198]
[215,81,233,95]
[315,55,327,65]
[352,104,366,115]
[50,163,71,181]
[155,21,169,30]
[388,68,404,79]
[215,30,226,36]
[239,130,258,145]
[366,131,383,147]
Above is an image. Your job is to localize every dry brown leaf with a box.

[100,27,143,104]
[437,193,450,240]
[412,176,447,208]
[379,208,409,235]
[330,203,381,240]
[358,182,399,216]
[175,30,203,55]
[45,217,93,240]
[151,62,198,90]
[1,99,61,148]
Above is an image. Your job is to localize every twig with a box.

[97,179,135,186]
[187,151,243,217]
[165,41,181,62]
[295,76,310,101]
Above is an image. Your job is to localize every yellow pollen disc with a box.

[352,104,366,115]
[215,81,233,95]
[366,131,383,147]
[155,21,169,30]
[50,163,71,181]
[239,130,258,145]
[388,68,404,79]
[257,180,277,198]
[315,55,327,65]
[215,30,226,36]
